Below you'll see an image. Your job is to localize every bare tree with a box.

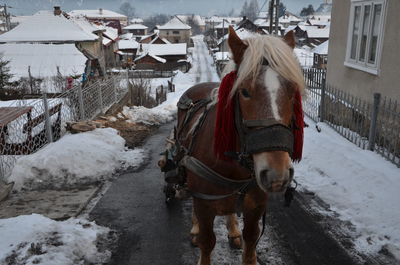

[119,2,135,21]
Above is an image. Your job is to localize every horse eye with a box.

[241,89,251,98]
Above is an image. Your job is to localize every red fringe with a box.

[214,71,237,160]
[292,89,304,162]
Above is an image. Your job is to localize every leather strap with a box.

[181,155,253,190]
[243,118,280,128]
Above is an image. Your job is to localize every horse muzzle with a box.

[257,167,294,192]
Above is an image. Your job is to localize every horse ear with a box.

[228,26,247,64]
[283,31,296,49]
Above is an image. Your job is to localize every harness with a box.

[173,88,296,208]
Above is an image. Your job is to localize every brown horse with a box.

[168,27,304,265]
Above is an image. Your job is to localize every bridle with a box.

[226,83,295,170]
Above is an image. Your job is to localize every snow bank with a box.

[122,70,197,125]
[0,214,112,265]
[8,128,147,191]
[295,117,400,257]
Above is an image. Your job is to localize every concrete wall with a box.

[327,0,400,103]
[158,29,191,45]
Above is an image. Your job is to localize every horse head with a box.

[225,27,304,193]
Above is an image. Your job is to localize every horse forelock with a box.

[225,35,305,99]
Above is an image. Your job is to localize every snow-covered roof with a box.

[148,36,171,44]
[206,16,242,24]
[306,28,330,38]
[103,38,112,46]
[118,39,139,50]
[134,53,166,63]
[0,43,87,80]
[123,24,148,30]
[131,18,144,24]
[102,26,119,41]
[10,15,31,24]
[158,16,191,30]
[313,40,329,55]
[140,43,187,56]
[215,22,234,29]
[0,11,99,43]
[72,17,103,36]
[218,28,256,46]
[69,9,127,20]
[214,51,230,61]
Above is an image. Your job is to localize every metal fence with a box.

[303,68,400,167]
[0,74,128,180]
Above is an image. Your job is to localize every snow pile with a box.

[8,128,147,191]
[0,214,113,265]
[295,117,400,258]
[122,70,197,125]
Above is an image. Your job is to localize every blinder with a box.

[244,124,294,155]
[234,94,294,157]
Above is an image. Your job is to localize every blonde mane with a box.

[223,35,305,97]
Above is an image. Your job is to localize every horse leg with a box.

[242,206,266,265]
[190,207,200,247]
[194,201,216,265]
[225,214,242,249]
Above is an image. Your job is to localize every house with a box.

[313,40,329,68]
[140,43,187,63]
[326,0,399,102]
[217,28,255,53]
[288,24,329,46]
[69,9,128,33]
[158,16,191,45]
[134,53,167,68]
[122,24,148,35]
[236,17,259,33]
[205,16,242,32]
[0,8,103,92]
[0,43,87,92]
[118,39,140,65]
[214,21,233,39]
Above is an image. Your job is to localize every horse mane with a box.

[223,35,305,97]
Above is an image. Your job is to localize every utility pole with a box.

[268,0,274,34]
[275,0,280,35]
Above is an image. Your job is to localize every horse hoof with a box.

[228,236,242,249]
[190,234,199,247]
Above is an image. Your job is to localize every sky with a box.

[4,0,325,17]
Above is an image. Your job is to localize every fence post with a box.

[42,93,53,143]
[368,93,381,151]
[98,83,103,114]
[113,76,118,103]
[320,71,326,122]
[78,85,85,120]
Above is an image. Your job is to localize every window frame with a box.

[344,0,387,75]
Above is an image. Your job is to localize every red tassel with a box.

[292,89,304,162]
[214,71,237,160]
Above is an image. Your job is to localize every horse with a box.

[161,26,305,265]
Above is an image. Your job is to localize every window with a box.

[345,0,386,75]
[173,31,180,35]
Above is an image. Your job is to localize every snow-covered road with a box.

[192,36,220,83]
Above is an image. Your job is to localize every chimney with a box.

[99,8,103,15]
[243,16,247,21]
[54,6,62,16]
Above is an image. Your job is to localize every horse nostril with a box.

[259,169,269,187]
[289,167,294,179]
